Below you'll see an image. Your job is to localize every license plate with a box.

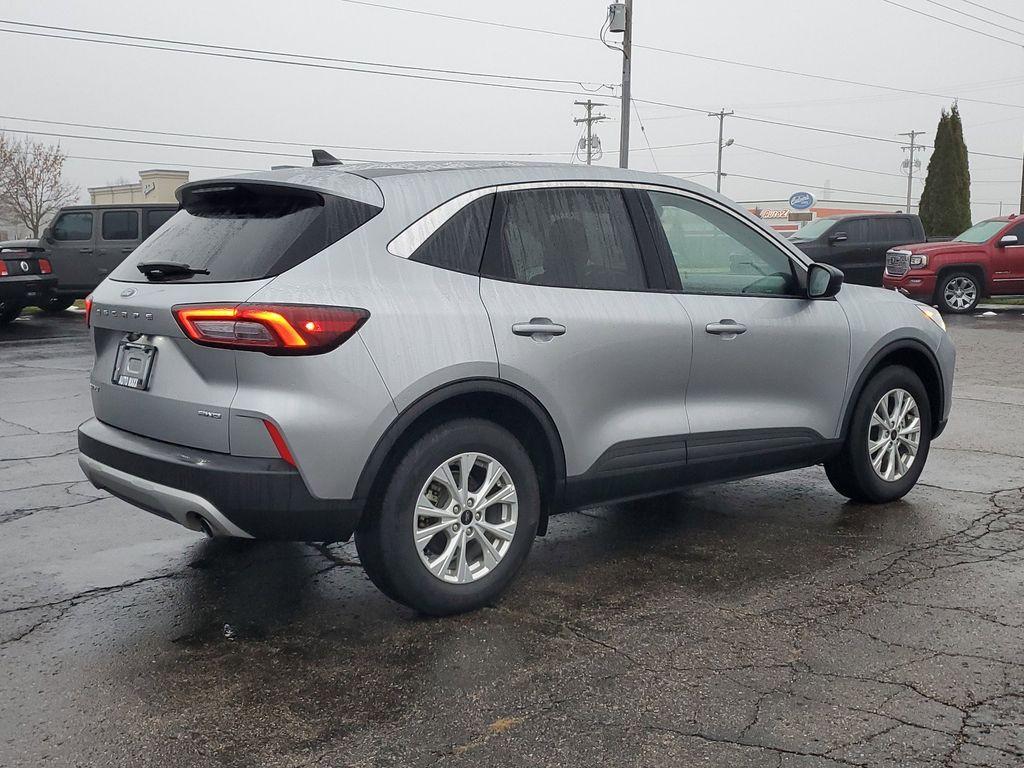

[112,340,156,390]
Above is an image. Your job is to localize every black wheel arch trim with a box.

[841,338,946,441]
[353,377,568,529]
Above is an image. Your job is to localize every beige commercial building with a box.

[89,169,189,204]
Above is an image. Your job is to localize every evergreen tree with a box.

[919,103,972,237]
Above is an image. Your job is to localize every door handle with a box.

[705,319,747,336]
[512,318,566,337]
[80,248,93,254]
[120,247,134,254]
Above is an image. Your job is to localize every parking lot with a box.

[0,308,1022,767]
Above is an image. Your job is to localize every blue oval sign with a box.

[789,191,816,210]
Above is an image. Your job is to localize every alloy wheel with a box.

[868,388,921,482]
[943,276,977,311]
[413,452,518,584]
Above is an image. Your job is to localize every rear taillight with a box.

[38,258,52,274]
[173,303,369,354]
[84,294,93,327]
[0,262,8,277]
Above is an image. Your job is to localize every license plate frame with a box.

[112,339,157,391]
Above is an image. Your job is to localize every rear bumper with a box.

[882,271,937,301]
[78,418,364,541]
[0,274,57,304]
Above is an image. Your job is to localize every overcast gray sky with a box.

[2,0,1022,218]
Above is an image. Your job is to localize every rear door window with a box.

[53,212,93,241]
[144,208,176,238]
[410,194,494,274]
[482,187,647,290]
[102,210,139,240]
[110,183,381,283]
[888,217,915,242]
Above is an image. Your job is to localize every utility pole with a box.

[574,100,608,165]
[708,108,734,193]
[1019,136,1023,213]
[898,130,925,212]
[617,0,633,169]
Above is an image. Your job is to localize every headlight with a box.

[918,305,946,331]
[909,253,928,268]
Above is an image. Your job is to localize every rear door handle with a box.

[80,248,93,254]
[705,320,747,336]
[512,318,566,337]
[120,247,134,254]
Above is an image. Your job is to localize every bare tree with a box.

[0,135,80,237]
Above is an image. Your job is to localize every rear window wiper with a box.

[137,261,210,281]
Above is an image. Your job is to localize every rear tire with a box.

[42,296,74,313]
[0,300,23,325]
[936,271,980,314]
[355,418,540,615]
[825,365,931,503]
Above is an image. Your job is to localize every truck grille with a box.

[885,250,911,277]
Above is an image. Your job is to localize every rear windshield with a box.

[110,182,381,283]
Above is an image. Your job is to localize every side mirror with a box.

[828,232,848,245]
[998,234,1019,247]
[42,226,54,243]
[808,263,844,299]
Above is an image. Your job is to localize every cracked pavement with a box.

[1,309,1023,767]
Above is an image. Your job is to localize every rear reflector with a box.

[84,294,93,327]
[38,259,52,274]
[262,419,296,466]
[173,303,368,355]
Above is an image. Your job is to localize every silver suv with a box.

[78,162,955,615]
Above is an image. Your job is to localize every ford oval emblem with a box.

[20,261,29,272]
[120,287,137,298]
[789,191,816,211]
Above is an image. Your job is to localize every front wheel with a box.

[937,271,980,314]
[355,418,540,615]
[825,365,931,503]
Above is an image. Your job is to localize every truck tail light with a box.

[173,303,368,354]
[0,263,7,277]
[38,258,53,274]
[84,294,93,327]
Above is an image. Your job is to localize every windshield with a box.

[953,220,1006,244]
[789,218,837,241]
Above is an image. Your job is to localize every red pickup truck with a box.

[883,215,1024,313]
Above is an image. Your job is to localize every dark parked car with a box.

[0,240,57,325]
[790,213,933,287]
[38,203,177,310]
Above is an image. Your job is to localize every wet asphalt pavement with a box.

[1,307,1023,767]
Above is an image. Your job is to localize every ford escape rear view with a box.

[78,162,955,615]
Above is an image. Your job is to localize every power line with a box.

[918,0,1024,30]
[0,25,612,102]
[0,113,714,157]
[337,0,1024,109]
[727,173,912,200]
[877,0,1024,48]
[65,155,258,172]
[733,143,911,178]
[0,19,611,90]
[955,0,1024,25]
[631,98,1021,161]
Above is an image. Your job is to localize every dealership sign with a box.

[789,191,816,210]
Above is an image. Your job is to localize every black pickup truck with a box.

[789,213,950,287]
[0,240,57,326]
